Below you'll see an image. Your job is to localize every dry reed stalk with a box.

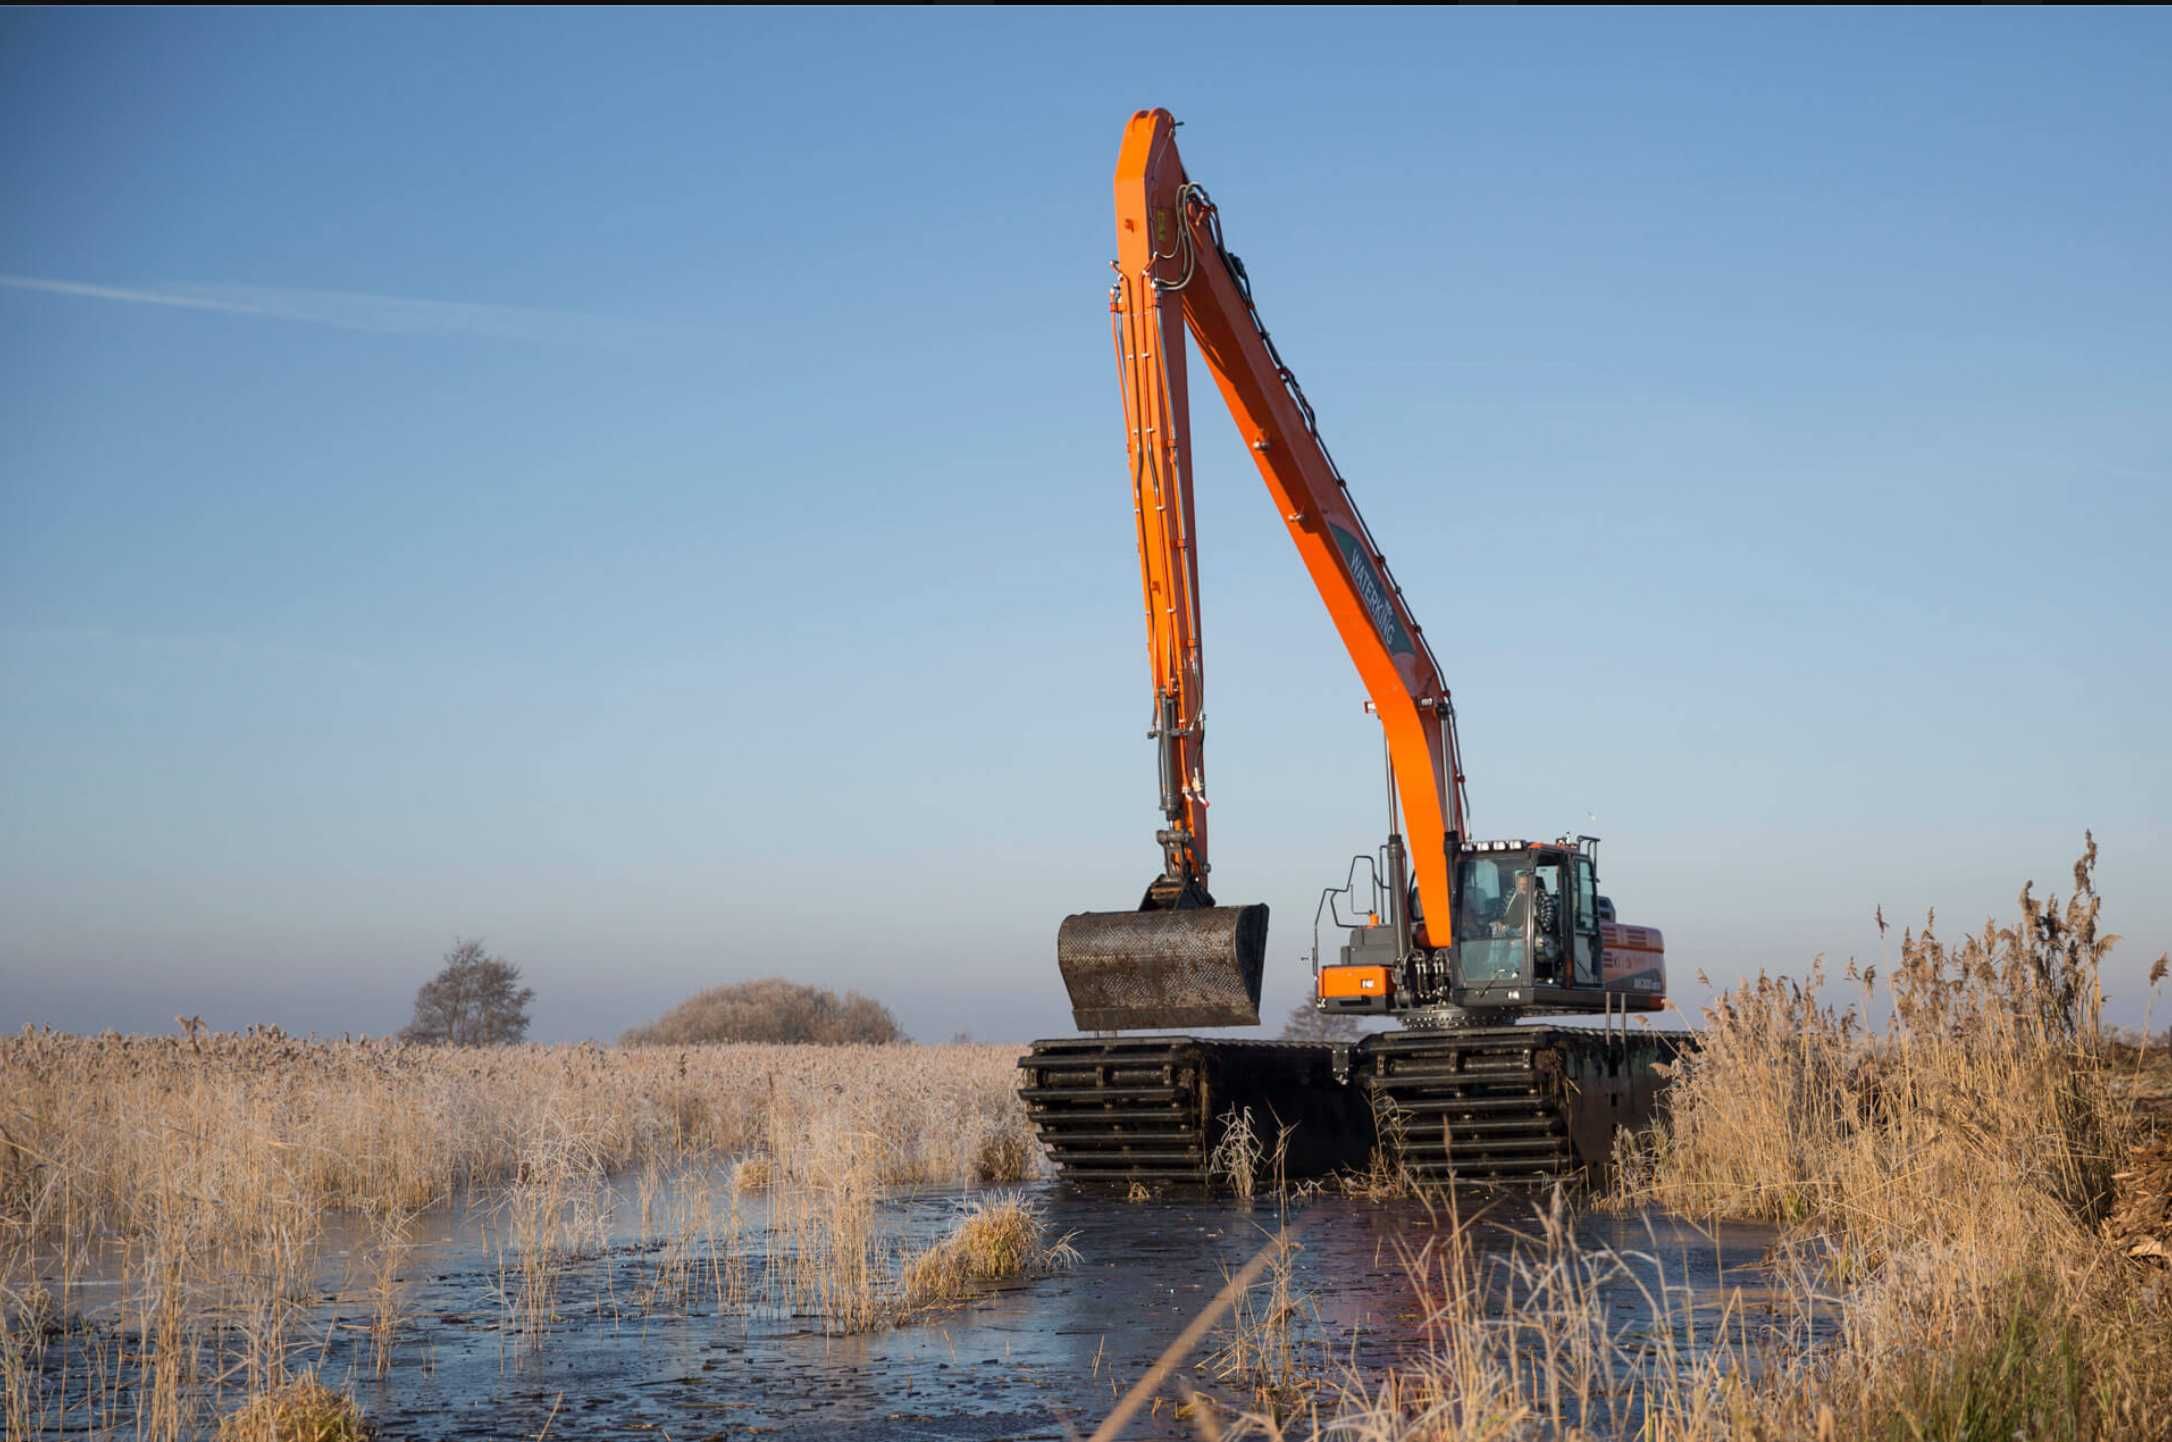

[230,1193,323,1400]
[704,1178,749,1313]
[1211,1224,1320,1422]
[634,1154,667,1244]
[140,1255,198,1440]
[1211,1123,1318,1424]
[632,1158,732,1314]
[359,1201,424,1378]
[488,1121,610,1347]
[0,1296,37,1442]
[765,1101,890,1333]
[1348,1092,1418,1201]
[1211,1108,1265,1205]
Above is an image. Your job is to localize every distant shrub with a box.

[620,978,905,1046]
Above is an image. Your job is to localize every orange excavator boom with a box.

[1109,107,1468,947]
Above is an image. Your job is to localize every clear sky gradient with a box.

[4,8,2167,1043]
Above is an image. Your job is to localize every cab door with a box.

[1571,856,1602,988]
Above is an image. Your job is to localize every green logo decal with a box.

[1329,523,1415,657]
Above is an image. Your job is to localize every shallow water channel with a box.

[32,1175,1788,1440]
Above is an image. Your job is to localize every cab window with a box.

[1455,856,1506,939]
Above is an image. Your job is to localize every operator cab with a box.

[1453,840,1600,1000]
[1316,834,1664,1019]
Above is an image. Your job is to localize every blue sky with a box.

[3,8,2166,1043]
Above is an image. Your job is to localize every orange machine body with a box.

[1317,964,1391,1001]
[1111,107,1469,941]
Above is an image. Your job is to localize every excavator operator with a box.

[1494,872,1562,970]
[1492,871,1536,936]
[1516,872,1567,977]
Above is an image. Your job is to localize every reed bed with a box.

[1214,839,2172,1441]
[1201,1194,1751,1442]
[0,1036,1033,1240]
[0,1037,1039,1438]
[1615,839,2136,1255]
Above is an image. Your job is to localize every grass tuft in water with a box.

[897,1194,1078,1314]
[214,1373,368,1442]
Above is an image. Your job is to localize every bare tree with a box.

[403,939,534,1045]
[1280,997,1368,1042]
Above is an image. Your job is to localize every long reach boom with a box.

[1056,109,1471,1028]
[1109,106,1468,945]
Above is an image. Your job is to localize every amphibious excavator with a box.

[1022,110,1684,1191]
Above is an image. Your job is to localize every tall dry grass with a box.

[1214,839,2172,1441]
[1616,836,2134,1257]
[1209,1195,1751,1442]
[0,1036,1039,1437]
[0,1034,1031,1240]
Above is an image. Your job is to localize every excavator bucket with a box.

[1056,904,1268,1031]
